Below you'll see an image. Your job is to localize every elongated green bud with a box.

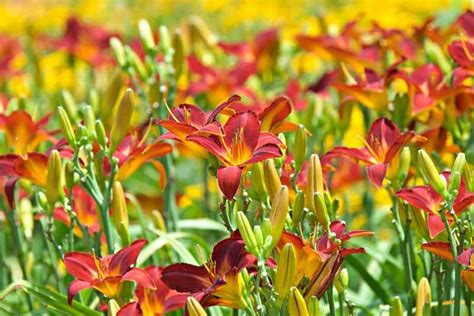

[110,89,134,153]
[172,29,185,78]
[305,154,324,212]
[294,125,307,172]
[415,277,431,316]
[288,287,309,316]
[159,25,172,52]
[57,106,76,146]
[237,211,258,256]
[390,296,403,316]
[261,218,272,240]
[418,149,446,196]
[138,19,155,52]
[125,46,148,81]
[264,159,281,202]
[19,198,33,239]
[464,162,474,191]
[151,210,167,232]
[275,243,297,305]
[334,268,349,294]
[250,162,267,201]
[313,192,330,231]
[61,90,78,122]
[64,161,75,189]
[186,297,207,316]
[46,150,63,205]
[110,37,126,67]
[111,181,130,245]
[398,147,411,184]
[292,190,305,228]
[307,296,321,316]
[188,16,217,49]
[254,225,264,249]
[270,186,289,248]
[82,105,96,140]
[449,153,466,193]
[95,120,108,148]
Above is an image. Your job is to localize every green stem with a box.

[339,292,345,316]
[327,286,336,316]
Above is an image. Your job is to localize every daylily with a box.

[187,111,282,199]
[396,172,474,239]
[54,186,101,238]
[257,95,298,133]
[0,110,52,155]
[422,243,474,291]
[161,237,255,308]
[64,239,147,304]
[392,63,450,114]
[0,35,22,79]
[277,221,372,300]
[324,117,415,188]
[118,266,187,316]
[159,95,241,158]
[448,40,474,71]
[187,54,256,105]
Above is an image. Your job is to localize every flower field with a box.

[0,1,473,315]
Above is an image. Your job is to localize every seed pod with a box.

[275,243,297,305]
[418,149,446,196]
[138,19,155,52]
[334,268,349,294]
[110,89,134,153]
[307,296,321,316]
[236,211,258,256]
[250,162,267,201]
[46,150,64,205]
[313,192,330,231]
[263,159,281,202]
[57,106,76,146]
[415,277,431,316]
[186,297,207,316]
[172,29,185,78]
[288,287,309,316]
[111,181,130,245]
[390,296,403,316]
[110,37,127,68]
[269,186,289,248]
[294,125,307,172]
[292,190,305,228]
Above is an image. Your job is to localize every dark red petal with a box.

[217,166,243,200]
[396,186,441,213]
[427,214,446,239]
[161,263,212,293]
[324,147,374,164]
[367,163,388,188]
[68,280,91,305]
[122,267,156,289]
[109,239,147,276]
[207,95,242,123]
[63,252,98,282]
[117,302,143,316]
[223,112,260,152]
[212,237,256,274]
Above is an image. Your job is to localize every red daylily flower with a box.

[50,16,118,67]
[392,64,450,114]
[324,117,415,188]
[422,243,474,291]
[64,239,147,304]
[449,40,474,71]
[118,266,187,316]
[159,95,241,158]
[257,95,298,133]
[0,110,52,155]
[161,237,256,309]
[277,221,372,300]
[0,35,22,79]
[187,111,282,199]
[54,186,101,238]
[187,55,256,104]
[396,172,474,239]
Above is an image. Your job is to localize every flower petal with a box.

[63,252,98,282]
[367,163,388,188]
[421,242,453,261]
[161,263,212,293]
[68,279,92,305]
[217,166,243,200]
[109,239,147,276]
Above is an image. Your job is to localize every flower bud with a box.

[313,192,330,231]
[390,296,403,316]
[398,147,411,184]
[95,120,108,148]
[110,89,134,153]
[83,105,96,138]
[254,225,264,249]
[418,149,446,196]
[64,161,75,189]
[172,29,185,78]
[464,162,474,192]
[110,37,127,68]
[19,198,33,239]
[100,71,124,122]
[125,46,148,81]
[188,16,217,49]
[111,181,130,245]
[305,154,324,212]
[57,106,76,146]
[159,25,172,52]
[107,299,120,316]
[448,171,461,194]
[415,277,431,316]
[450,153,466,193]
[294,125,307,172]
[46,150,64,205]
[138,19,155,52]
[307,296,321,316]
[61,90,78,123]
[151,210,167,232]
[250,162,267,201]
[237,211,258,256]
[292,190,305,228]
[263,159,281,202]
[334,268,349,294]
[37,191,48,210]
[270,186,289,248]
[288,287,309,316]
[186,297,207,316]
[275,243,297,305]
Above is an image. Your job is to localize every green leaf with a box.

[177,218,227,232]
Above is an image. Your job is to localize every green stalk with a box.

[440,211,460,316]
[327,286,336,316]
[339,292,345,316]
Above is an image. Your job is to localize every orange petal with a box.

[13,153,48,187]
